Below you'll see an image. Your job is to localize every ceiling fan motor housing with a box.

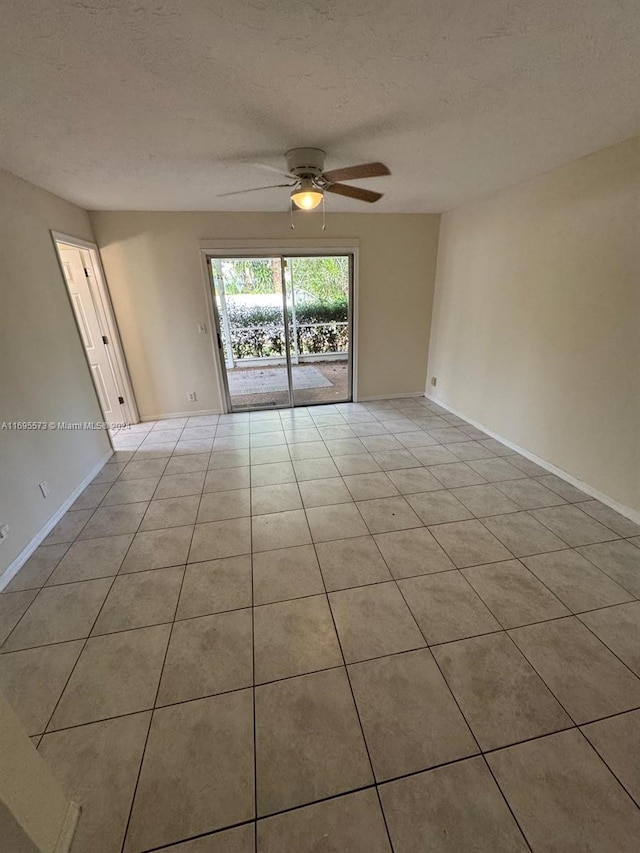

[285,147,327,179]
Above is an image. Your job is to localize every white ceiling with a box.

[1,0,639,212]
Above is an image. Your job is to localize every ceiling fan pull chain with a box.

[322,194,326,230]
[290,200,295,230]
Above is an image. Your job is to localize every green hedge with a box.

[224,298,348,359]
[226,298,347,327]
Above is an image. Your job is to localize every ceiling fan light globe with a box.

[290,179,323,210]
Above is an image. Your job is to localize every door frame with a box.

[199,242,359,412]
[51,232,139,425]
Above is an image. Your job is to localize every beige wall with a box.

[0,692,73,853]
[0,169,110,580]
[427,137,640,513]
[89,212,440,417]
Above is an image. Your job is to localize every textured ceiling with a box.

[1,0,639,212]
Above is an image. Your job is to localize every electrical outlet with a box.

[0,524,9,543]
[39,480,50,498]
[197,323,207,334]
[188,391,198,402]
[431,376,437,387]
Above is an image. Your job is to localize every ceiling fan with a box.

[218,148,390,209]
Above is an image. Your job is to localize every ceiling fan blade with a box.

[217,183,294,198]
[253,162,297,179]
[325,183,383,203]
[323,162,390,183]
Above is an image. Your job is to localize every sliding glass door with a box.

[284,255,351,407]
[210,257,291,410]
[208,254,352,411]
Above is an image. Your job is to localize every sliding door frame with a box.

[200,241,359,413]
[279,257,296,409]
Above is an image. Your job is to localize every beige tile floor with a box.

[2,397,640,852]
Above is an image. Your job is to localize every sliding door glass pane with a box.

[285,255,351,406]
[211,258,290,410]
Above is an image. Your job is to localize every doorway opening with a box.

[52,233,138,429]
[207,253,354,411]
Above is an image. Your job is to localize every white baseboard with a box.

[140,407,223,422]
[426,394,640,525]
[54,802,81,853]
[0,450,113,592]
[146,398,436,414]
[357,391,426,402]
[144,399,427,415]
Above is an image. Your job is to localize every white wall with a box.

[427,136,640,513]
[89,212,440,417]
[0,170,111,580]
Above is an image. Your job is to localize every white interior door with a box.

[59,246,126,428]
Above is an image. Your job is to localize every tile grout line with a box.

[576,726,640,811]
[4,468,638,650]
[0,503,103,648]
[508,613,640,713]
[11,585,638,671]
[28,694,640,787]
[508,616,640,749]
[136,816,257,853]
[9,456,168,725]
[5,409,638,632]
[524,500,624,543]
[310,533,398,853]
[574,609,640,676]
[37,487,155,742]
[117,417,207,853]
[250,454,258,853]
[480,755,535,852]
[573,544,640,598]
[390,574,534,851]
[293,412,404,846]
